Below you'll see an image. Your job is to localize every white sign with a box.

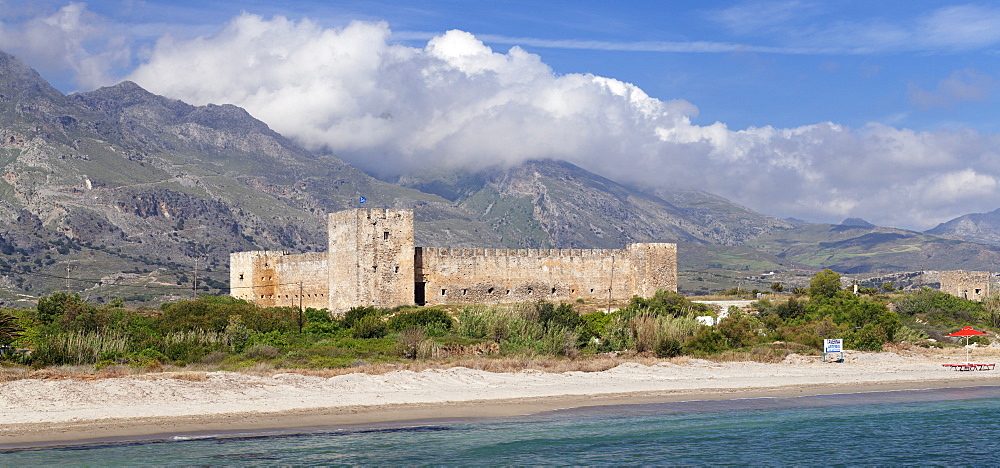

[824,339,843,353]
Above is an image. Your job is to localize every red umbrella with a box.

[947,327,989,364]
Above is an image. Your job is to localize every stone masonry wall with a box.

[939,270,993,302]
[416,244,676,306]
[231,208,678,312]
[229,251,329,309]
[327,209,415,311]
[628,243,678,297]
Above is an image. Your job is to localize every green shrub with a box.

[343,306,381,329]
[157,296,258,333]
[387,309,454,332]
[684,328,727,355]
[622,290,698,318]
[352,315,388,339]
[303,308,340,335]
[225,315,252,352]
[132,347,169,364]
[894,288,983,326]
[304,308,334,323]
[245,344,280,360]
[716,309,764,349]
[655,337,683,358]
[846,323,887,351]
[579,311,613,343]
[894,326,931,343]
[535,301,579,330]
[809,269,841,300]
[968,335,992,346]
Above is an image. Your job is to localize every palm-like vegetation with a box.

[0,311,23,345]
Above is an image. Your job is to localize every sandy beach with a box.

[3,348,1000,449]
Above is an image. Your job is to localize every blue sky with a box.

[4,1,1000,229]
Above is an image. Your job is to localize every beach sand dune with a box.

[3,349,1000,448]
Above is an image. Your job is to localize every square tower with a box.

[327,209,415,311]
[627,243,678,297]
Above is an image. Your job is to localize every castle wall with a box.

[416,244,676,306]
[229,251,329,309]
[939,270,993,302]
[230,208,678,311]
[327,209,415,311]
[628,243,678,297]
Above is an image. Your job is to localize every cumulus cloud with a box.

[0,2,129,90]
[120,13,1000,230]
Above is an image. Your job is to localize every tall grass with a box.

[32,331,132,365]
[456,305,579,356]
[629,314,700,353]
[164,329,227,346]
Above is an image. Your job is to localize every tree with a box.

[36,292,102,330]
[809,269,841,300]
[982,293,1000,329]
[770,282,784,293]
[0,311,23,346]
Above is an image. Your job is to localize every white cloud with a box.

[0,2,129,90]
[6,5,1000,231]
[119,13,1000,230]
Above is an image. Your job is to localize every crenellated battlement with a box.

[232,209,677,312]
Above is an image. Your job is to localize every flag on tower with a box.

[359,196,367,204]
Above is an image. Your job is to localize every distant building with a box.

[230,208,678,312]
[939,270,994,302]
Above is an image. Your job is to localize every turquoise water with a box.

[4,386,1000,465]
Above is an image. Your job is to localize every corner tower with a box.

[327,208,415,311]
[627,243,678,297]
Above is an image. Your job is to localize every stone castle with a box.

[229,208,678,312]
[939,270,995,302]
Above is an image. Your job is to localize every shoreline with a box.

[4,363,1000,450]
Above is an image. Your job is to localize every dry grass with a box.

[262,354,672,378]
[0,352,738,382]
[137,371,209,382]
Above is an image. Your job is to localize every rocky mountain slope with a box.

[3,48,1000,304]
[925,209,1000,246]
[0,51,498,305]
[396,160,793,249]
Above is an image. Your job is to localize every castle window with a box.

[506,290,511,295]
[527,287,533,294]
[383,231,390,240]
[551,288,556,294]
[239,274,244,280]
[394,266,399,273]
[976,288,983,295]
[487,287,494,294]
[441,289,447,296]
[373,266,377,271]
[462,289,467,296]
[590,288,594,293]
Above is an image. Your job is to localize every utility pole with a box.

[65,263,72,292]
[193,257,199,300]
[298,281,304,333]
[607,256,615,313]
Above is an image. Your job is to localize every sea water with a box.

[4,386,1000,465]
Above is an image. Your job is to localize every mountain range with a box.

[2,49,1000,305]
